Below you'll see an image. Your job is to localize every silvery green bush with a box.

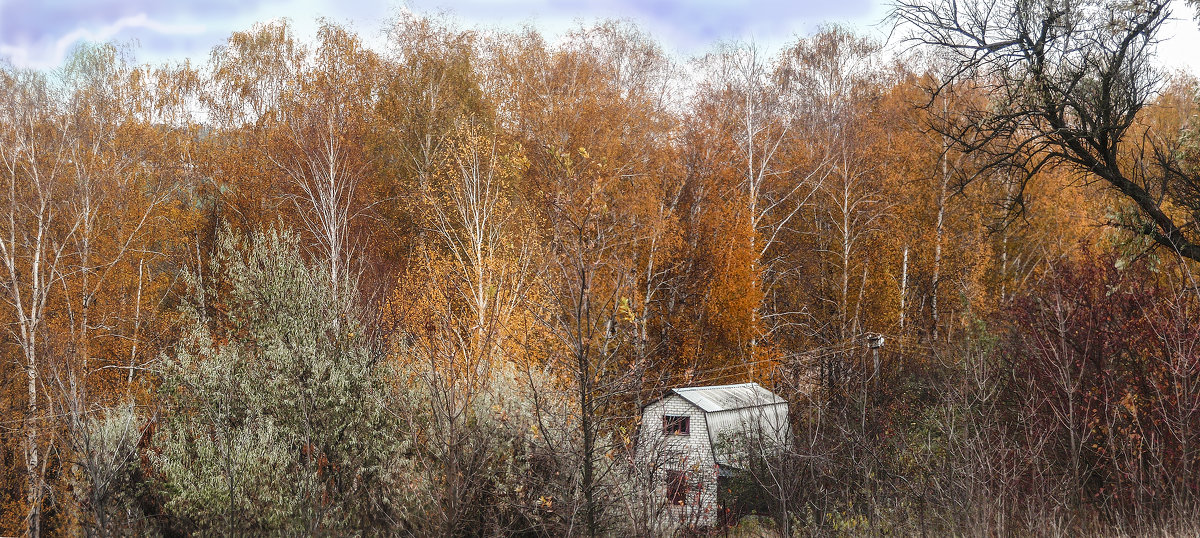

[154,229,416,535]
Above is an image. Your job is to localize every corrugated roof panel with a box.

[707,402,790,466]
[671,382,785,413]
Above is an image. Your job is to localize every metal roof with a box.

[670,382,786,413]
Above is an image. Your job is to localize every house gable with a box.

[638,383,789,527]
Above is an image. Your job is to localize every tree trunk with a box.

[900,246,909,331]
[579,346,597,537]
[25,338,41,538]
[932,140,949,342]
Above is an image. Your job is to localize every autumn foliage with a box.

[1,5,1199,536]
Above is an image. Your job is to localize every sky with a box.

[1,0,1198,74]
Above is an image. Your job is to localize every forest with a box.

[2,0,1200,535]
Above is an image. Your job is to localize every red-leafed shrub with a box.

[1002,250,1200,521]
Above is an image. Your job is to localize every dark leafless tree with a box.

[893,0,1200,262]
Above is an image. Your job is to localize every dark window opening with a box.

[663,415,690,435]
[666,469,691,505]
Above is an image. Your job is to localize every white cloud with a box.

[0,13,206,69]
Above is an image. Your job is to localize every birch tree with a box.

[692,42,830,369]
[51,44,198,535]
[390,122,532,535]
[488,23,675,535]
[0,64,79,538]
[272,22,379,298]
[783,28,891,345]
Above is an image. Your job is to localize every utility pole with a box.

[860,333,885,435]
[866,333,885,381]
[863,332,886,528]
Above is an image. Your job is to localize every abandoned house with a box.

[638,382,790,527]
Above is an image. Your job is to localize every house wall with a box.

[639,394,720,527]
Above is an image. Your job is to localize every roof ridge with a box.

[674,382,758,391]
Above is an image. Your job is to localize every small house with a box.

[638,382,789,527]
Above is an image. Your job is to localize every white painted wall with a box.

[639,394,721,526]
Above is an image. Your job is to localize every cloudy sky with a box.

[1,0,1198,73]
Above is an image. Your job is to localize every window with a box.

[663,415,690,435]
[666,469,690,505]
